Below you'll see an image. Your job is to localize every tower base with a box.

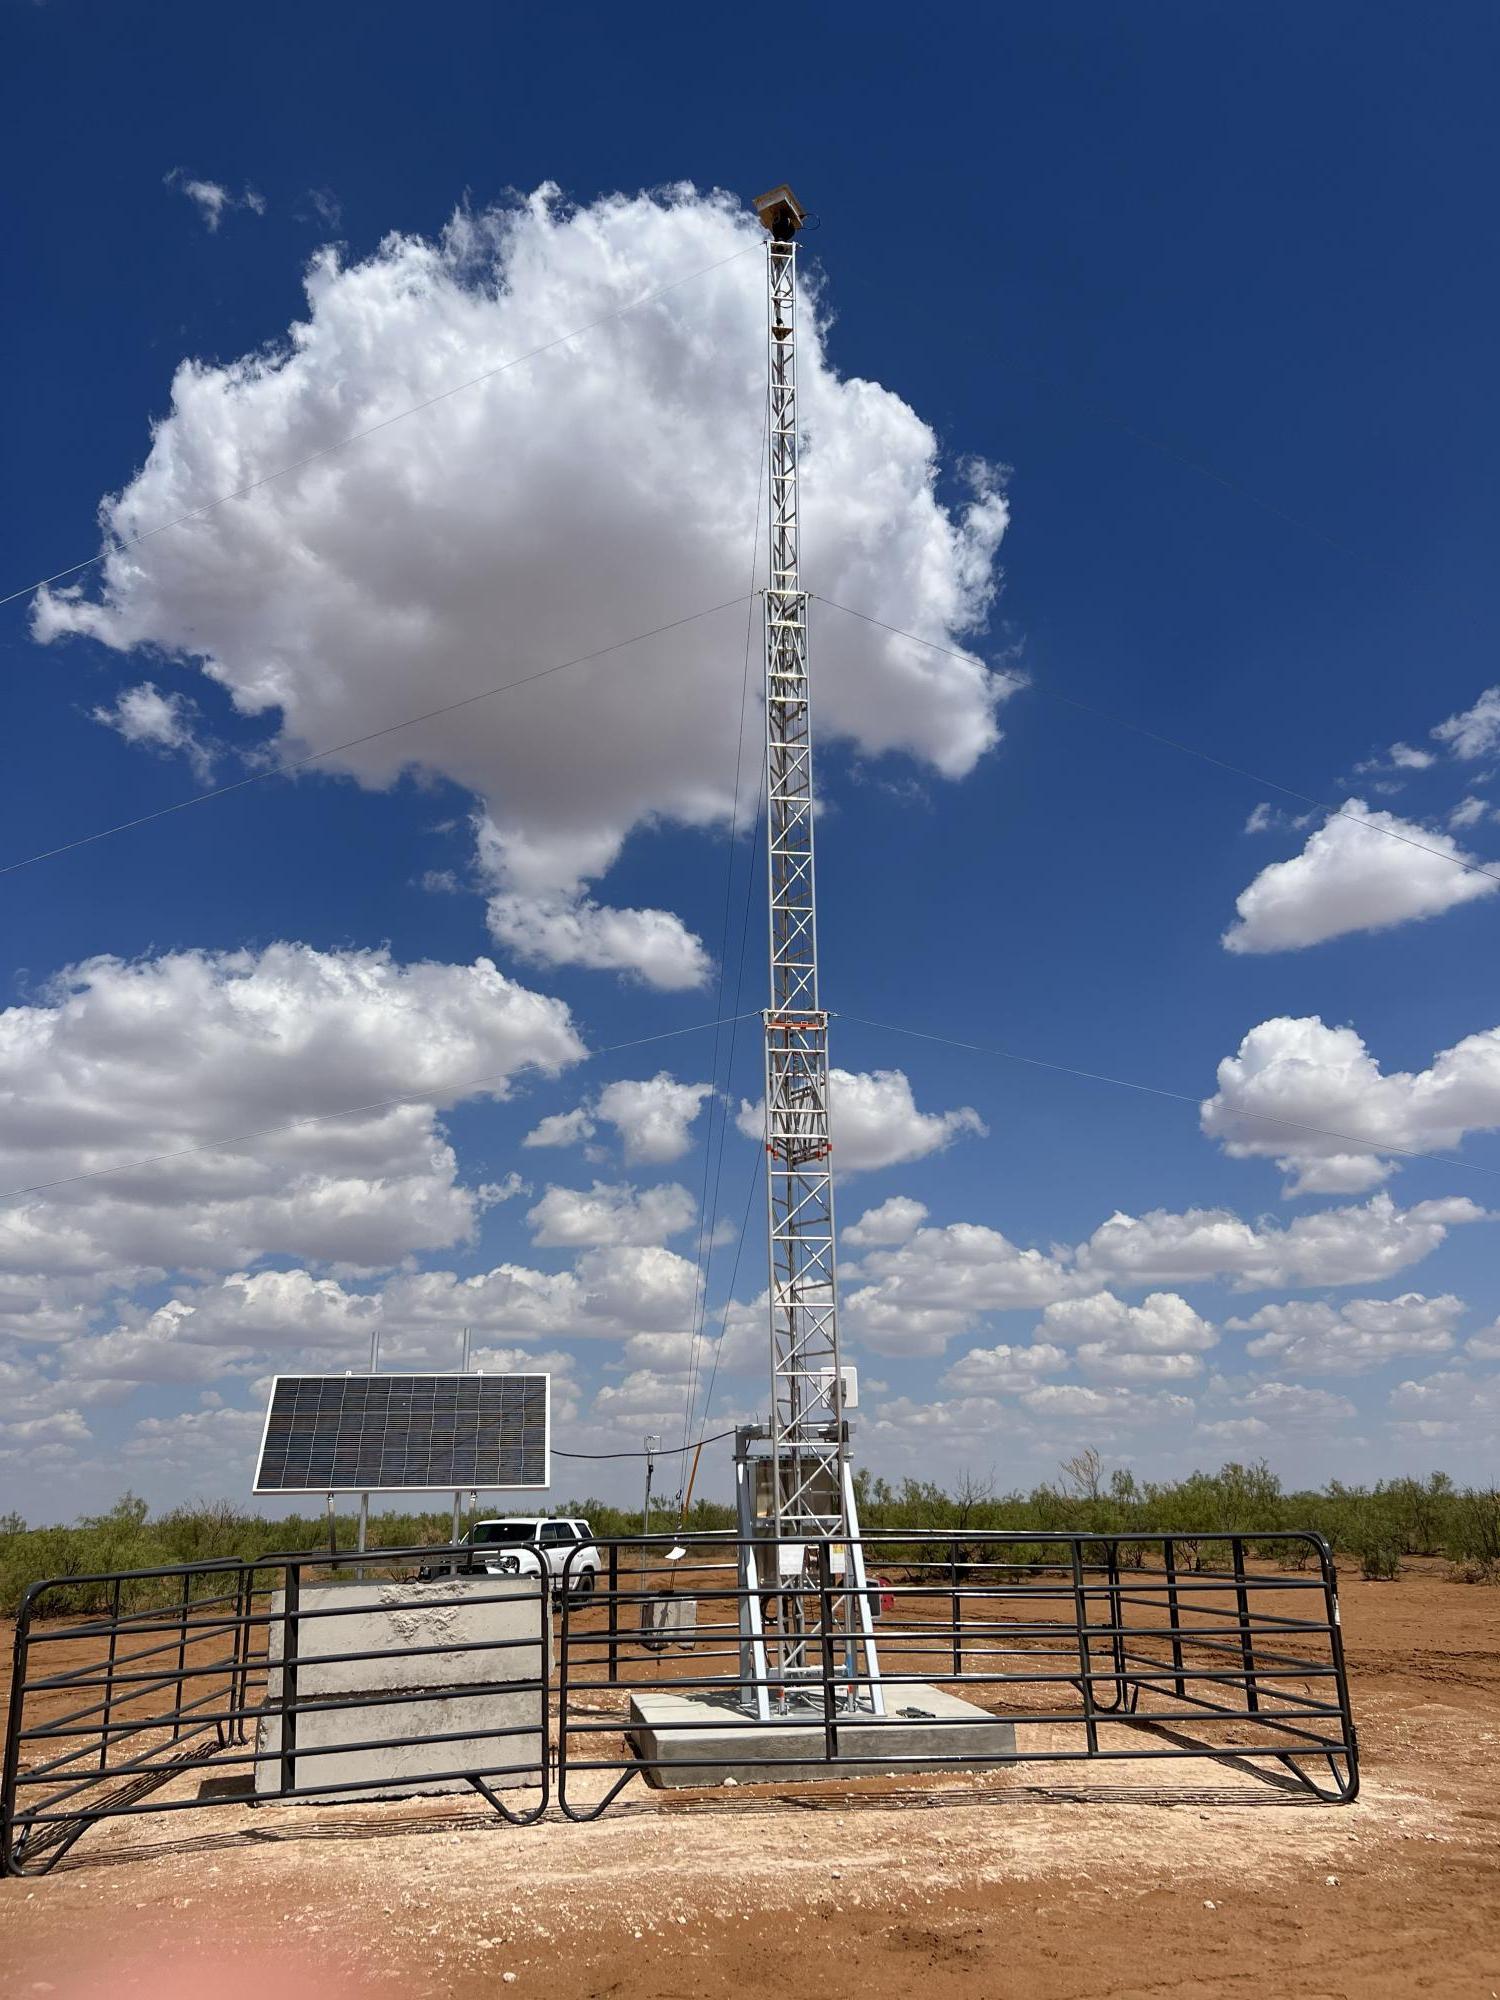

[626,1684,1016,1789]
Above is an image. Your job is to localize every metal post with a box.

[279,1561,300,1799]
[816,1539,838,1763]
[949,1541,963,1678]
[1069,1538,1100,1757]
[1,1603,34,1876]
[452,1489,461,1549]
[1233,1535,1260,1714]
[461,1325,471,1373]
[1163,1535,1187,1701]
[607,1542,619,1682]
[99,1575,122,1771]
[642,1434,658,1543]
[171,1570,191,1742]
[369,1327,380,1374]
[356,1492,369,1582]
[325,1491,337,1562]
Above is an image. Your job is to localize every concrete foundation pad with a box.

[627,1683,1017,1788]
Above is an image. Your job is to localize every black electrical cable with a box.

[552,1426,738,1461]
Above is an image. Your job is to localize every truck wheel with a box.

[570,1569,596,1597]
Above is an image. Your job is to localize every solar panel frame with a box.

[252,1372,551,1494]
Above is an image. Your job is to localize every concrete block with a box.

[255,1577,546,1802]
[263,1576,549,1694]
[627,1682,1017,1788]
[256,1689,544,1803]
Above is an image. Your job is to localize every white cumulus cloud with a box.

[1076,1192,1485,1292]
[0,945,583,1315]
[1222,801,1496,953]
[522,1106,597,1150]
[1227,1292,1463,1374]
[90,681,214,782]
[940,1341,1068,1394]
[1433,687,1500,761]
[524,1180,696,1249]
[843,1196,929,1247]
[738,1067,985,1173]
[1203,1013,1500,1193]
[594,1073,713,1164]
[37,186,1014,989]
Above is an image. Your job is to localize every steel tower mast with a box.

[735,185,881,1715]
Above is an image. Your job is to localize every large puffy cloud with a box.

[1203,1014,1500,1195]
[738,1067,985,1173]
[36,187,1014,986]
[0,945,583,1319]
[843,1221,1084,1356]
[594,1073,713,1164]
[521,1071,712,1165]
[842,1196,928,1247]
[1222,801,1496,954]
[940,1341,1068,1394]
[841,1191,1483,1358]
[54,1245,704,1401]
[1227,1293,1463,1374]
[1036,1290,1217,1353]
[524,1180,696,1248]
[1076,1192,1485,1292]
[1032,1290,1216,1383]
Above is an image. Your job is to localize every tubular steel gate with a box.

[3,1530,1357,1874]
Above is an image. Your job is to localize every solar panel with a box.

[252,1373,550,1494]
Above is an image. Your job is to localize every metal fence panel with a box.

[2,1529,1357,1875]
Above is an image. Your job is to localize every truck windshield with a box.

[468,1523,539,1546]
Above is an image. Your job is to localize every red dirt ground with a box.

[2,1562,1497,1999]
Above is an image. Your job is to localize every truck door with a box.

[540,1520,574,1579]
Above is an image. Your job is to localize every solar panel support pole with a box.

[356,1491,369,1580]
[749,184,881,1710]
[452,1489,461,1549]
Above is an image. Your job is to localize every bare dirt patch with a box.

[3,1562,1497,1998]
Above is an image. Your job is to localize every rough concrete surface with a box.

[255,1577,546,1801]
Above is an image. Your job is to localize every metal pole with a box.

[279,1560,300,1800]
[452,1489,461,1549]
[608,1542,619,1682]
[461,1325,471,1374]
[369,1327,380,1375]
[642,1435,658,1543]
[356,1492,369,1581]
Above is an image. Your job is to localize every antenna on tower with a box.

[733,186,884,1719]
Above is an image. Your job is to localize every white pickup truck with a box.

[418,1516,602,1597]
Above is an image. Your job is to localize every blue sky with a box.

[2,1,1499,1515]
